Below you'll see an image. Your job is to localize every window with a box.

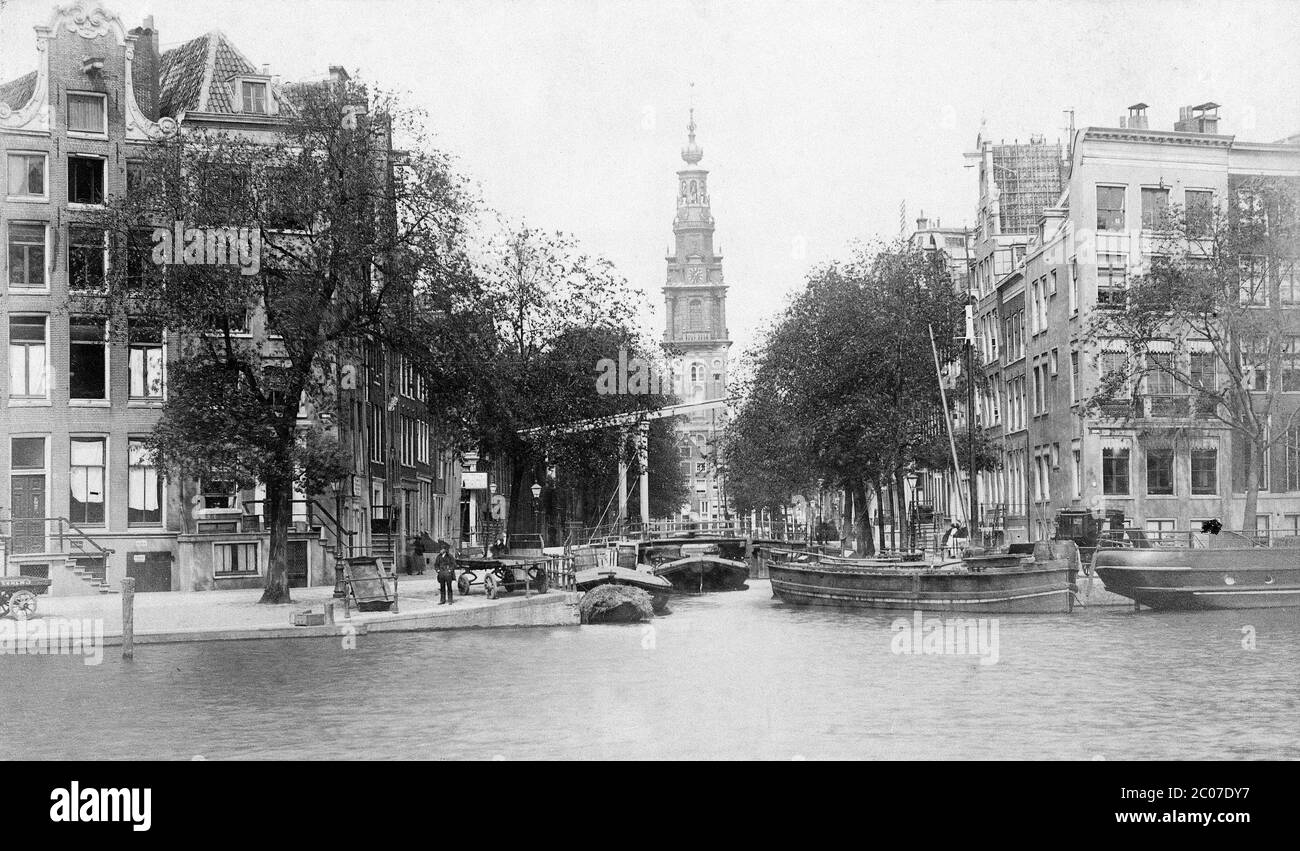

[8,222,46,288]
[202,480,238,510]
[1282,337,1300,392]
[1280,259,1300,306]
[68,155,105,205]
[1071,441,1082,498]
[12,436,45,470]
[68,226,107,290]
[1069,259,1079,314]
[128,322,164,399]
[688,300,703,331]
[8,315,47,397]
[69,317,108,400]
[1145,352,1176,396]
[215,541,259,575]
[7,152,46,198]
[1070,350,1080,403]
[1146,447,1174,495]
[1241,339,1269,392]
[1102,444,1130,495]
[67,93,107,134]
[1141,187,1171,230]
[1097,186,1126,231]
[1239,256,1268,306]
[1191,446,1218,495]
[1285,426,1300,492]
[128,440,162,525]
[369,403,385,462]
[400,415,415,467]
[69,437,106,525]
[241,81,268,115]
[1186,190,1214,236]
[1097,253,1126,307]
[125,230,153,290]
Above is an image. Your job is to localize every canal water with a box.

[3,581,1297,760]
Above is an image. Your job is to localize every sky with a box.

[4,0,1299,357]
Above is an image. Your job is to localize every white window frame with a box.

[67,153,107,208]
[66,91,108,137]
[6,221,51,291]
[5,150,49,203]
[8,313,51,404]
[68,314,111,405]
[234,76,275,116]
[213,540,261,577]
[68,434,109,527]
[127,322,167,404]
[127,437,165,527]
[67,225,110,292]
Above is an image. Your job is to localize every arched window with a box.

[688,299,703,330]
[690,362,705,384]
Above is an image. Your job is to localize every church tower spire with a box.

[663,109,732,522]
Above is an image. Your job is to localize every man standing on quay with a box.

[435,541,457,604]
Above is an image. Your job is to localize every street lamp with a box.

[530,481,542,545]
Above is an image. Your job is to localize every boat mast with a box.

[929,324,970,533]
[965,303,979,540]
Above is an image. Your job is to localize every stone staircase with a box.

[72,558,118,594]
[370,532,397,571]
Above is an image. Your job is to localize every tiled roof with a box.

[0,70,37,109]
[158,30,297,118]
[158,33,210,116]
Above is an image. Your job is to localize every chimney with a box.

[916,211,929,232]
[128,17,160,120]
[1175,102,1221,134]
[1126,103,1149,130]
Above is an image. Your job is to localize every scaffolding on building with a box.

[991,140,1065,234]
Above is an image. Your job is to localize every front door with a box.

[11,474,45,554]
[287,540,309,588]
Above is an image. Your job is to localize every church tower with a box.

[663,111,732,522]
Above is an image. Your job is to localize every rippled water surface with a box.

[3,581,1298,760]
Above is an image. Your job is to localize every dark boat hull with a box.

[1095,547,1300,610]
[574,567,672,613]
[652,556,750,592]
[764,554,1073,613]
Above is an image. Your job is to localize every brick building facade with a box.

[1,2,459,594]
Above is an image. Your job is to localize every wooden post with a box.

[324,600,335,625]
[121,577,135,661]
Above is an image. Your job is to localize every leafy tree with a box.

[473,226,683,535]
[88,79,487,603]
[1082,176,1300,532]
[724,241,985,554]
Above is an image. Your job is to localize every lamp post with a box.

[530,481,542,547]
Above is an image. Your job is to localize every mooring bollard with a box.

[121,577,136,661]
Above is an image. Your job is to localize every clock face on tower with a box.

[688,267,705,285]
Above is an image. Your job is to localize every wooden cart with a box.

[0,576,53,619]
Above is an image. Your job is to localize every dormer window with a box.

[241,81,268,114]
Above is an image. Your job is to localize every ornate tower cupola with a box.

[664,110,730,382]
[662,110,733,520]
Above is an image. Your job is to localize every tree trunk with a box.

[854,483,875,556]
[1242,437,1260,540]
[874,477,887,555]
[259,475,293,604]
[894,469,909,552]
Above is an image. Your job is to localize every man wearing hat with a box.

[434,540,457,604]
